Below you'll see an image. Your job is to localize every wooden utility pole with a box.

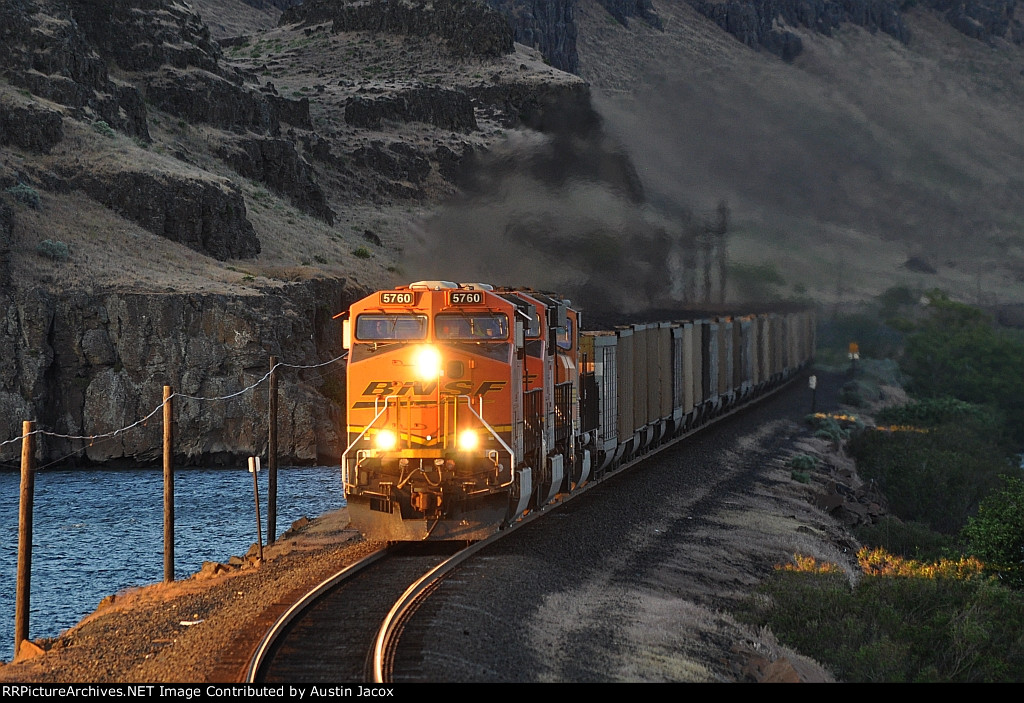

[268,356,278,543]
[14,421,35,660]
[163,385,174,582]
[249,456,264,562]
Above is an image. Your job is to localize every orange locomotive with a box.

[340,281,817,542]
[340,280,585,540]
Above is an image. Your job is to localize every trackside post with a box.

[15,420,35,659]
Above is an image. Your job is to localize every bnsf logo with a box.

[361,380,507,396]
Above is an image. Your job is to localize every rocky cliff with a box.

[0,278,365,467]
[0,0,588,467]
[686,0,1021,62]
[486,0,1020,68]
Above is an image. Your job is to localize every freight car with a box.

[338,281,815,541]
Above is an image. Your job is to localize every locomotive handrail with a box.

[340,394,401,487]
[453,394,516,488]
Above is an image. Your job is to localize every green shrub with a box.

[816,314,905,364]
[962,476,1024,589]
[900,291,1024,445]
[789,453,818,472]
[740,568,1024,682]
[36,239,69,261]
[846,424,1009,534]
[5,182,40,209]
[806,413,860,447]
[92,120,115,138]
[352,247,371,259]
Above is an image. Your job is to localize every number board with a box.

[449,291,483,305]
[380,292,414,305]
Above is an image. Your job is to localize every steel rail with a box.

[244,547,390,683]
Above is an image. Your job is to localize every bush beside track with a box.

[740,292,1024,682]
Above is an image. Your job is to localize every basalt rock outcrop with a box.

[216,136,335,224]
[687,0,1021,63]
[344,87,479,133]
[0,278,367,467]
[487,0,583,73]
[281,0,516,57]
[0,1,149,139]
[143,68,279,135]
[0,100,64,155]
[0,0,318,261]
[67,169,262,260]
[687,0,910,62]
[922,0,1024,44]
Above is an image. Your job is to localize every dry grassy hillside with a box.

[574,1,1024,308]
[7,0,1024,309]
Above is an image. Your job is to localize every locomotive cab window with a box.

[355,314,427,340]
[436,313,509,340]
[556,319,574,350]
[523,311,541,339]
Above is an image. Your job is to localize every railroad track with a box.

[245,540,486,683]
[245,372,812,684]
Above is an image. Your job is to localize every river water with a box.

[0,465,344,663]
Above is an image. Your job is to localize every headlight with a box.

[413,345,442,380]
[374,429,397,450]
[458,429,479,451]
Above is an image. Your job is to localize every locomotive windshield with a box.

[435,313,509,340]
[355,314,428,340]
